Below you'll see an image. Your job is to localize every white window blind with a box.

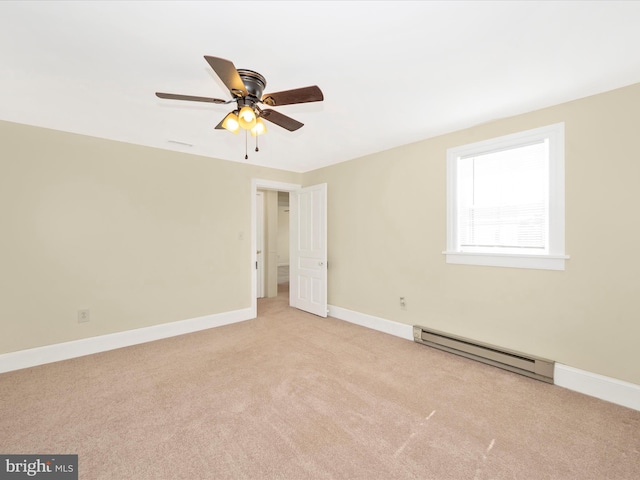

[457,140,548,254]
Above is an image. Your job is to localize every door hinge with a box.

[255,261,258,269]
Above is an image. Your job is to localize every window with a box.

[445,123,568,270]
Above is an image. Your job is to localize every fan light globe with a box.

[250,118,267,137]
[221,112,240,134]
[238,106,257,130]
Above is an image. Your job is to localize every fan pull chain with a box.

[245,130,248,160]
[255,134,259,153]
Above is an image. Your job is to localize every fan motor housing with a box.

[237,69,266,99]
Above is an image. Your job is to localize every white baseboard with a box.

[0,307,254,374]
[554,363,640,411]
[328,305,414,341]
[4,305,638,412]
[328,304,639,412]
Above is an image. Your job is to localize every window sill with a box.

[443,251,569,271]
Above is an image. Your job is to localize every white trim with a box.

[329,306,639,412]
[328,305,414,341]
[444,251,570,271]
[256,191,265,299]
[5,304,637,412]
[554,363,640,411]
[251,179,302,318]
[0,307,253,374]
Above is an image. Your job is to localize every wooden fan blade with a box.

[262,85,324,106]
[260,109,304,131]
[204,56,247,97]
[156,92,227,104]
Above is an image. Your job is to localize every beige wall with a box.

[277,205,290,266]
[0,121,299,354]
[304,83,640,385]
[3,83,639,386]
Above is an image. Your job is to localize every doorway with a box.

[251,179,328,319]
[251,179,302,318]
[276,191,290,295]
[255,189,290,300]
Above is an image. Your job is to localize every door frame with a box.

[251,179,302,318]
[255,191,265,299]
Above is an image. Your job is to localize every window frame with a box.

[444,123,568,271]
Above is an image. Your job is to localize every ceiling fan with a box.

[156,55,324,139]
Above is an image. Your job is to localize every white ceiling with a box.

[2,1,640,173]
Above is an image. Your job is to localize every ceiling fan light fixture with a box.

[221,111,240,134]
[250,118,267,137]
[238,106,257,130]
[156,56,325,155]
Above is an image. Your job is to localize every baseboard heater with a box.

[413,326,554,383]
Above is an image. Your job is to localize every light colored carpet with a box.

[1,289,639,479]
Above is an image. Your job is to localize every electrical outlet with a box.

[78,309,90,323]
[399,297,406,310]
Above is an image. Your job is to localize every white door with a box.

[256,191,265,298]
[290,183,327,317]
